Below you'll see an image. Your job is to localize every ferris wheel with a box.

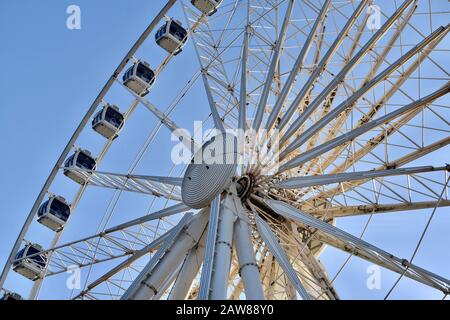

[1,0,450,300]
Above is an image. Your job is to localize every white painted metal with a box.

[233,217,265,300]
[198,195,221,300]
[275,165,448,189]
[279,82,450,173]
[264,199,450,293]
[169,231,206,300]
[277,0,368,131]
[265,0,331,132]
[123,211,208,300]
[255,215,310,300]
[209,194,236,299]
[280,24,448,158]
[75,229,173,299]
[252,0,295,131]
[118,79,194,149]
[280,0,415,140]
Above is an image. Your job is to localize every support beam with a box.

[68,168,183,200]
[169,232,206,300]
[209,195,236,300]
[265,0,331,132]
[255,216,311,300]
[106,203,191,233]
[74,229,173,299]
[118,79,196,148]
[252,0,295,131]
[238,1,250,132]
[304,26,442,176]
[292,237,338,300]
[312,200,450,218]
[280,0,416,143]
[182,6,226,133]
[311,137,450,202]
[122,212,208,300]
[274,165,448,189]
[198,195,221,300]
[278,82,450,173]
[264,199,450,294]
[277,0,368,132]
[280,24,448,159]
[233,216,265,299]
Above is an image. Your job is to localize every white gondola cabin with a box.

[191,0,222,15]
[0,291,23,301]
[122,61,155,97]
[13,244,47,280]
[37,196,71,231]
[64,149,97,185]
[92,104,124,139]
[155,19,188,55]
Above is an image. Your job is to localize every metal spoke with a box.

[263,199,450,294]
[280,25,449,159]
[312,200,450,218]
[278,82,450,173]
[277,0,368,132]
[255,215,310,300]
[265,0,331,133]
[122,211,210,300]
[66,168,182,200]
[233,197,265,299]
[198,195,221,300]
[252,0,295,131]
[274,165,448,189]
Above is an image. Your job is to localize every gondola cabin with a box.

[92,104,124,139]
[122,61,155,97]
[191,0,222,15]
[64,149,97,185]
[155,19,188,55]
[37,196,71,231]
[0,291,23,301]
[13,244,47,280]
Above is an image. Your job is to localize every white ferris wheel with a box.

[1,0,450,300]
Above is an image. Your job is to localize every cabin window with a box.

[136,64,154,84]
[50,199,70,221]
[105,108,123,128]
[76,153,96,170]
[170,22,186,41]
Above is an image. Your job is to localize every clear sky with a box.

[0,0,449,300]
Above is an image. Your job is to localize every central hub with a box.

[182,133,238,209]
[236,174,255,200]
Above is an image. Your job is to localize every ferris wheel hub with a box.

[182,133,238,209]
[236,174,255,200]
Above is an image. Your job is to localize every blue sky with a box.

[0,0,449,300]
